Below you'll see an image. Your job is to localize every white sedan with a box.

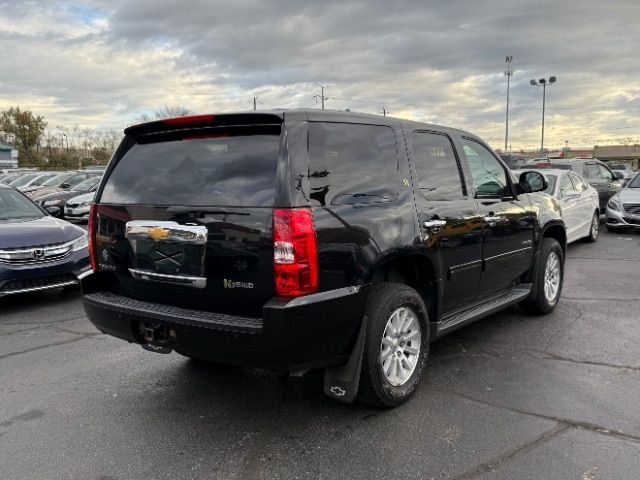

[514,169,600,243]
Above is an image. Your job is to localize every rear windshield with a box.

[101,126,281,207]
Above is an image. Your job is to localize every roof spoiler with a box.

[124,113,284,137]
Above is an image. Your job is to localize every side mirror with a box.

[61,183,72,189]
[518,171,547,193]
[45,205,62,217]
[614,171,624,180]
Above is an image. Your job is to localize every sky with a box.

[0,0,639,151]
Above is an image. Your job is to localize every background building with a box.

[0,144,18,168]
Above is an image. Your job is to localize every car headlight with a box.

[71,233,89,251]
[43,199,64,206]
[608,196,622,211]
[79,201,93,208]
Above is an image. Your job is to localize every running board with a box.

[436,285,531,337]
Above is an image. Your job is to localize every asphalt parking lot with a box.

[1,228,639,480]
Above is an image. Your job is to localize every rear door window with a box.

[308,122,399,206]
[569,173,588,192]
[584,164,601,179]
[100,126,281,206]
[411,132,465,199]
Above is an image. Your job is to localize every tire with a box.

[519,238,564,315]
[583,211,599,242]
[358,283,430,408]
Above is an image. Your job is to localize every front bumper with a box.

[82,275,368,371]
[65,206,91,221]
[605,208,640,229]
[0,249,91,297]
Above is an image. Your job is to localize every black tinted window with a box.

[412,132,464,198]
[100,126,280,206]
[462,139,509,197]
[308,122,398,206]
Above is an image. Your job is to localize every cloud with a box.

[0,0,638,149]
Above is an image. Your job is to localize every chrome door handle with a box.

[423,219,447,229]
[483,216,503,223]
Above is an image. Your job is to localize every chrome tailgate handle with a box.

[129,268,207,289]
[423,219,447,229]
[125,221,208,244]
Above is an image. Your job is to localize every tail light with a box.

[88,204,98,271]
[273,208,319,297]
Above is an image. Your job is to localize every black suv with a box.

[82,111,566,407]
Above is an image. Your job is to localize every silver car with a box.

[606,173,640,232]
[514,169,600,243]
[64,190,95,222]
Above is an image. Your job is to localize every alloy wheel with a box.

[379,307,421,387]
[543,251,561,303]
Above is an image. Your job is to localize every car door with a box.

[458,138,536,298]
[583,163,607,211]
[557,172,581,242]
[569,172,597,233]
[597,164,622,206]
[409,131,483,313]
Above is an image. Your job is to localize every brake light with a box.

[88,204,98,271]
[273,208,319,297]
[163,114,215,126]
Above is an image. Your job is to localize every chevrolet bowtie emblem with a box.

[147,227,170,241]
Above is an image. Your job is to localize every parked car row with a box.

[0,169,101,221]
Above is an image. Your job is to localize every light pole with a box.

[504,56,513,153]
[530,76,557,155]
[313,82,330,110]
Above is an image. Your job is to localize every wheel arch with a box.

[368,254,440,334]
[540,221,567,255]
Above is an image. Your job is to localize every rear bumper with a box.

[605,208,640,229]
[82,279,368,371]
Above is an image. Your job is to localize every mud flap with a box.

[323,316,367,404]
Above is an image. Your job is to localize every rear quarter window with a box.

[100,126,281,207]
[308,122,399,206]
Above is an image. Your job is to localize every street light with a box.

[504,56,513,153]
[530,76,557,154]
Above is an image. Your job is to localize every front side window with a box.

[597,164,615,181]
[462,139,509,197]
[308,122,399,206]
[411,132,464,199]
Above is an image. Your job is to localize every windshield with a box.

[42,174,70,187]
[0,188,44,220]
[9,173,39,187]
[101,126,281,206]
[73,177,100,191]
[31,173,57,186]
[0,175,19,184]
[627,175,640,188]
